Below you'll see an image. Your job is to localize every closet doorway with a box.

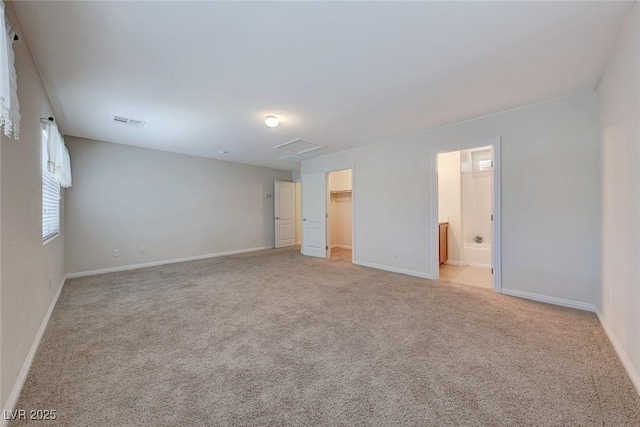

[327,169,353,262]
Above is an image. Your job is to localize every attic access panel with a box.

[277,154,311,163]
[272,138,325,155]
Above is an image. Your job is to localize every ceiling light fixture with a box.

[219,150,229,155]
[264,115,280,128]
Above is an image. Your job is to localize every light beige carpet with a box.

[11,247,640,426]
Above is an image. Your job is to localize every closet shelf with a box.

[330,189,352,194]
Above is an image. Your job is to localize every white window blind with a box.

[478,159,493,171]
[0,4,21,139]
[42,128,60,241]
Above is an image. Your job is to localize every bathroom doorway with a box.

[432,138,501,291]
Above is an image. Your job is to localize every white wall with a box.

[302,92,600,307]
[328,169,352,249]
[437,151,462,263]
[65,137,291,275]
[597,2,640,393]
[329,169,352,191]
[1,1,66,413]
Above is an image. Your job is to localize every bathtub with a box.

[463,243,491,269]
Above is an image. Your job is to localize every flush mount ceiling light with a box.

[264,115,280,128]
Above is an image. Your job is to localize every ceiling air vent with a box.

[112,115,145,128]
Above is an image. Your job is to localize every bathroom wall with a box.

[462,181,492,268]
[461,148,493,247]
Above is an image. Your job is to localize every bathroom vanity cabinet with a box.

[439,222,448,265]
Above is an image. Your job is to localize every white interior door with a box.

[302,172,327,258]
[274,181,296,248]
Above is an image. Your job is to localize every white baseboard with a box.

[331,245,352,250]
[443,260,490,269]
[500,288,596,312]
[466,262,492,269]
[66,246,274,279]
[1,278,65,427]
[354,260,434,280]
[597,311,640,396]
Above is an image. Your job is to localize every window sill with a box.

[43,233,60,246]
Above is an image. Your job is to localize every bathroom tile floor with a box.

[330,247,352,262]
[439,264,492,289]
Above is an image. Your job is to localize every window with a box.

[478,159,493,171]
[42,128,60,241]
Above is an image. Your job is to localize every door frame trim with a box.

[274,180,296,248]
[430,137,502,292]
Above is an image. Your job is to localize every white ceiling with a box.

[14,1,633,171]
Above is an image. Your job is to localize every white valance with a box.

[44,122,72,188]
[0,1,20,139]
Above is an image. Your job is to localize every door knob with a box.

[276,217,280,220]
[303,218,307,221]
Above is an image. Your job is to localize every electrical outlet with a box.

[252,235,257,242]
[392,249,399,257]
[113,249,120,257]
[140,246,146,254]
